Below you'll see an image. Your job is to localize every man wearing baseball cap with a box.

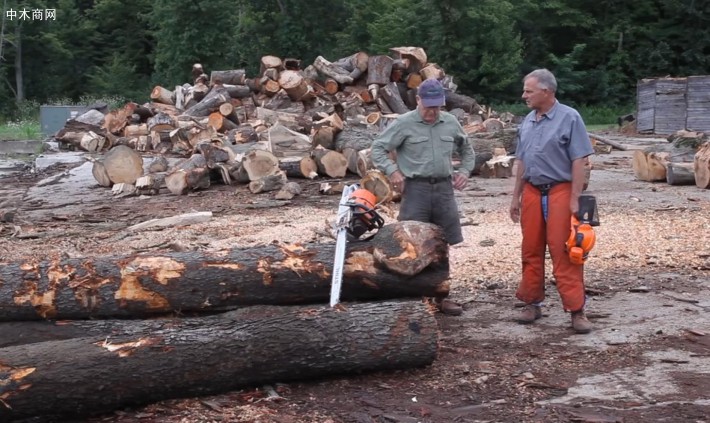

[371,78,476,316]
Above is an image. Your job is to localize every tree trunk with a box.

[0,221,449,321]
[209,69,246,85]
[312,148,348,178]
[260,55,283,74]
[146,112,175,132]
[445,91,482,114]
[184,85,230,117]
[279,156,318,179]
[241,149,281,181]
[380,82,410,114]
[367,55,394,86]
[164,154,210,195]
[694,142,710,188]
[313,55,353,85]
[0,301,437,422]
[333,51,369,80]
[208,111,238,133]
[666,162,696,186]
[101,145,144,185]
[150,86,175,105]
[278,70,311,101]
[222,83,252,99]
[248,170,287,194]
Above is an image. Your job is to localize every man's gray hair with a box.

[525,69,557,93]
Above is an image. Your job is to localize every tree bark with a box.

[209,69,246,85]
[0,221,449,321]
[150,86,175,105]
[241,149,281,181]
[312,148,348,178]
[164,154,210,195]
[279,156,318,179]
[313,55,353,85]
[367,55,394,86]
[249,170,287,194]
[333,51,369,80]
[184,85,230,117]
[380,82,410,114]
[445,91,482,114]
[666,162,696,186]
[0,301,438,422]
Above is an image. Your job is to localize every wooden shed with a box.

[636,76,710,135]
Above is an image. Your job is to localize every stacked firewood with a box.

[632,130,710,188]
[54,47,517,198]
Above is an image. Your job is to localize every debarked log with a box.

[0,300,438,421]
[0,221,450,321]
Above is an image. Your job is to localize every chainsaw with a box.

[566,194,600,265]
[329,184,385,307]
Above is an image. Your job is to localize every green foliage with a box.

[0,121,41,141]
[577,104,634,126]
[87,53,150,102]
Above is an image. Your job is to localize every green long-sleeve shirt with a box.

[371,110,475,178]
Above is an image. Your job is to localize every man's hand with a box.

[389,170,405,193]
[510,197,521,223]
[452,172,468,191]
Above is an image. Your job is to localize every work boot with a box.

[517,305,542,324]
[437,299,463,316]
[571,311,592,334]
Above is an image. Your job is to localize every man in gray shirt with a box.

[371,78,475,315]
[509,68,594,333]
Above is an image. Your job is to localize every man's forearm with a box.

[570,158,587,198]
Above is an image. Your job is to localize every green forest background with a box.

[1,0,708,125]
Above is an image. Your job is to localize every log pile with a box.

[51,47,517,197]
[632,130,710,188]
[0,221,446,421]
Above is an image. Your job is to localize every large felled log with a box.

[367,55,394,86]
[694,142,710,188]
[445,91,483,114]
[0,221,449,320]
[209,69,246,85]
[0,300,437,421]
[164,154,210,195]
[631,144,695,182]
[313,55,353,85]
[333,51,369,80]
[150,85,175,105]
[312,147,348,178]
[100,145,143,185]
[184,85,230,117]
[666,162,696,186]
[279,156,318,179]
[380,82,410,114]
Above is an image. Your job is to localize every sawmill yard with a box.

[1,131,709,423]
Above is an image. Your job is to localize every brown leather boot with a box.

[517,305,542,324]
[571,311,592,334]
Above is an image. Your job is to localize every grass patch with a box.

[0,120,42,141]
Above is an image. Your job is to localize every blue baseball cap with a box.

[418,78,446,108]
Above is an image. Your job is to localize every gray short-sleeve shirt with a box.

[515,101,593,185]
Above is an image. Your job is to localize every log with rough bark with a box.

[222,83,251,99]
[184,85,230,117]
[249,169,287,194]
[631,144,695,182]
[389,46,427,74]
[184,82,209,108]
[333,51,369,80]
[219,102,240,125]
[367,55,394,86]
[103,102,144,135]
[256,107,312,133]
[208,111,238,133]
[279,156,318,179]
[135,174,164,195]
[0,221,448,320]
[97,145,143,185]
[227,123,258,144]
[666,162,696,186]
[312,126,335,150]
[312,147,348,178]
[313,55,353,85]
[694,142,710,188]
[150,86,175,105]
[278,70,312,101]
[445,91,482,114]
[267,122,312,158]
[334,123,378,153]
[380,82,410,114]
[210,69,246,85]
[79,131,109,152]
[146,112,175,132]
[164,154,210,195]
[241,149,281,181]
[360,169,395,204]
[0,300,437,422]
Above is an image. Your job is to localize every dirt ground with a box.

[1,132,709,423]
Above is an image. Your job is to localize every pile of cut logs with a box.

[53,47,519,198]
[631,130,710,188]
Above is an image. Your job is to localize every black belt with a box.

[408,176,451,184]
[529,181,561,194]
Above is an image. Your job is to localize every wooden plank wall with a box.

[637,75,710,134]
[636,79,656,133]
[686,75,710,132]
